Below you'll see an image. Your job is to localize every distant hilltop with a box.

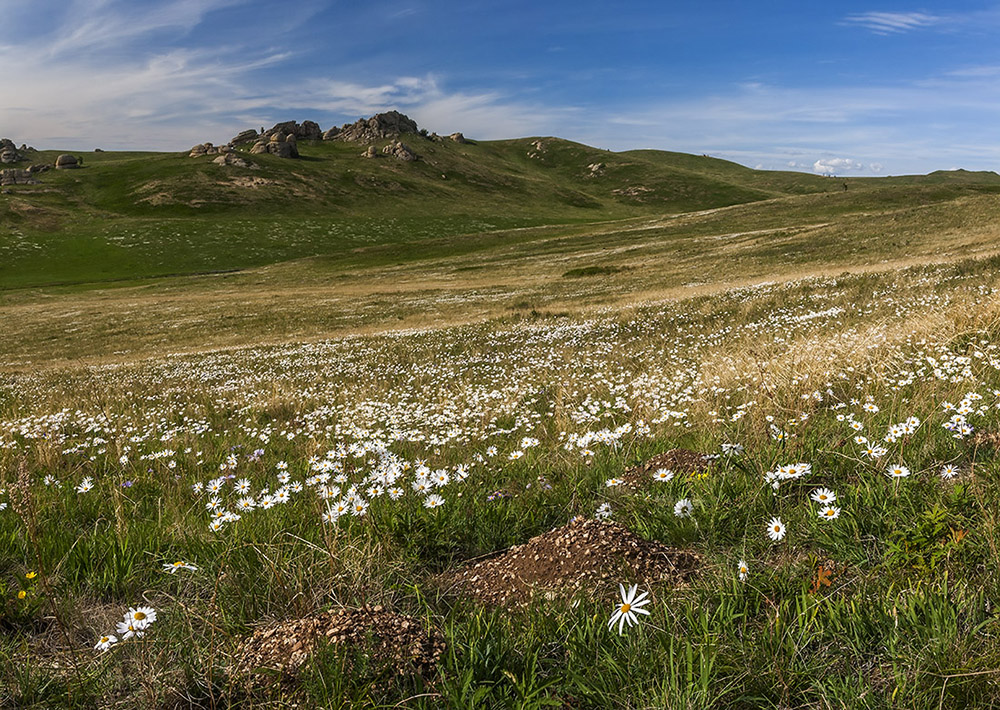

[188,111,467,161]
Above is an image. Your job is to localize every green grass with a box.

[4,254,1000,707]
[5,136,997,290]
[4,135,1000,707]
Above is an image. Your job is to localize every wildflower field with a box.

[4,172,1000,707]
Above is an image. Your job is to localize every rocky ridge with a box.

[207,112,448,160]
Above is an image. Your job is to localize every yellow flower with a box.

[17,590,27,599]
[25,571,37,580]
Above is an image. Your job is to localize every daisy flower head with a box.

[605,477,623,487]
[673,498,694,518]
[595,502,612,520]
[94,634,117,652]
[608,583,651,635]
[766,517,786,542]
[116,619,143,640]
[737,559,749,582]
[424,493,445,510]
[652,468,674,483]
[76,477,94,494]
[125,606,156,630]
[940,464,960,480]
[818,506,841,520]
[810,488,836,504]
[163,561,197,574]
[887,464,911,479]
[411,478,432,494]
[433,470,451,487]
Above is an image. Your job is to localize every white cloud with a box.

[812,158,864,175]
[842,11,945,35]
[0,2,569,149]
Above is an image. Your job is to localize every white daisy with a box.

[608,583,651,635]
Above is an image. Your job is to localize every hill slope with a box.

[2,126,1000,289]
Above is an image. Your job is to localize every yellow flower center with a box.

[620,603,631,613]
[101,637,109,643]
[134,612,146,621]
[826,510,835,516]
[773,525,781,532]
[173,561,184,567]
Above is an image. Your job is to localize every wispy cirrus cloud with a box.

[0,2,568,150]
[842,11,946,35]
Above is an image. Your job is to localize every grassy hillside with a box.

[7,126,1000,707]
[6,134,998,290]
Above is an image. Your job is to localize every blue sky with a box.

[3,1,1000,175]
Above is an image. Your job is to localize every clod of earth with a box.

[621,448,717,488]
[234,606,445,687]
[440,517,700,606]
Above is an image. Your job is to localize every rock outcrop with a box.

[325,111,419,143]
[229,129,260,146]
[449,132,467,144]
[527,139,547,159]
[0,168,40,186]
[54,154,79,169]
[1,138,26,164]
[234,121,321,145]
[264,120,321,141]
[189,142,231,157]
[249,138,298,159]
[212,153,256,168]
[382,141,417,161]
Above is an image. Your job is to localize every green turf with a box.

[5,135,996,290]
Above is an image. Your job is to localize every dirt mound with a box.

[621,448,716,487]
[234,606,444,687]
[440,517,700,606]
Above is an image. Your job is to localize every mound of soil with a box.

[234,606,444,686]
[441,517,700,606]
[621,448,716,487]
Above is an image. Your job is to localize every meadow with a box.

[3,138,1000,708]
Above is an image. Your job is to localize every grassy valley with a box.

[3,126,1000,708]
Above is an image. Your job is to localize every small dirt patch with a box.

[970,430,1000,449]
[234,606,444,687]
[621,448,717,487]
[440,517,700,606]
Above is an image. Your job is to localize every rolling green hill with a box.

[4,126,998,290]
